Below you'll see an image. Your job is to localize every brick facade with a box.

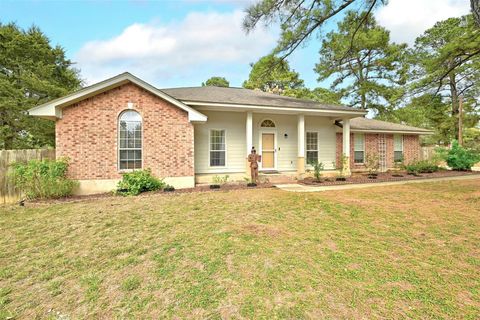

[336,133,420,171]
[56,83,194,180]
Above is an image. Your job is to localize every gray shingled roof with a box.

[162,86,363,112]
[350,117,432,133]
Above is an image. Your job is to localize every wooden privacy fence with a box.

[420,146,436,160]
[0,149,55,204]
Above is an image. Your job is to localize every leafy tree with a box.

[243,54,340,104]
[283,87,341,104]
[243,0,385,60]
[464,127,480,152]
[244,0,480,67]
[380,94,453,145]
[0,23,82,149]
[411,15,480,139]
[201,76,229,87]
[243,54,304,92]
[315,11,407,115]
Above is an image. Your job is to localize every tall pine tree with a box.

[315,11,407,115]
[411,14,480,140]
[0,23,82,149]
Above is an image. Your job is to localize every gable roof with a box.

[28,72,430,134]
[162,86,364,113]
[28,72,207,122]
[349,117,433,134]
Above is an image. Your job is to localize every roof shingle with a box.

[162,86,362,112]
[350,117,432,133]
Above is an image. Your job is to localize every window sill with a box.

[118,169,142,174]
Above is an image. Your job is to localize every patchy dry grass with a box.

[1,179,479,319]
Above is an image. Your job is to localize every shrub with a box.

[11,158,78,199]
[404,160,440,175]
[163,185,175,192]
[365,154,380,176]
[211,175,229,186]
[309,160,324,181]
[116,169,165,196]
[437,140,480,171]
[333,154,349,178]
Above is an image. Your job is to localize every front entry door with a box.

[261,133,275,169]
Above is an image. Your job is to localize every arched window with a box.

[118,110,142,170]
[260,119,275,128]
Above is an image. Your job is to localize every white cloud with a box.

[76,10,276,85]
[376,0,470,45]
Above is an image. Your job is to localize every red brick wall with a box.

[56,83,194,180]
[336,133,421,170]
[403,135,421,164]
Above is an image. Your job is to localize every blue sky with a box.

[1,0,469,89]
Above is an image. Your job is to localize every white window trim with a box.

[354,133,365,164]
[118,110,143,172]
[259,118,276,128]
[208,128,227,168]
[394,134,404,162]
[305,131,319,166]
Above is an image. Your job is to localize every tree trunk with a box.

[448,72,459,140]
[360,93,367,110]
[472,0,480,27]
[458,96,463,145]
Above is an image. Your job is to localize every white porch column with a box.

[246,112,253,154]
[297,114,305,175]
[342,118,351,176]
[246,112,253,174]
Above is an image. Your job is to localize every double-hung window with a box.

[306,132,318,165]
[118,110,142,170]
[394,134,403,162]
[210,129,226,166]
[354,134,365,164]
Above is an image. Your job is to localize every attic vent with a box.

[260,119,275,128]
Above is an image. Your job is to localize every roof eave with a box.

[183,101,367,117]
[28,72,207,123]
[350,129,434,135]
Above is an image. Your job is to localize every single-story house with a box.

[28,72,432,194]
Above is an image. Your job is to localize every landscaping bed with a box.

[301,169,480,186]
[26,182,274,205]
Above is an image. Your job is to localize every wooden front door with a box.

[261,133,275,169]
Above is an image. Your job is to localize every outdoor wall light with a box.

[284,133,288,138]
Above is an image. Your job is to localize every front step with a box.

[259,173,298,184]
[260,170,280,175]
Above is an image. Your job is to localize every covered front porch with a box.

[245,111,354,177]
[193,106,364,183]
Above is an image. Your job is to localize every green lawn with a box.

[1,179,479,319]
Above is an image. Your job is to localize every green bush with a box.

[211,175,229,185]
[116,169,165,196]
[437,140,480,171]
[309,160,324,181]
[365,154,380,176]
[404,160,440,175]
[11,158,78,199]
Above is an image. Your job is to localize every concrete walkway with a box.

[275,174,480,192]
